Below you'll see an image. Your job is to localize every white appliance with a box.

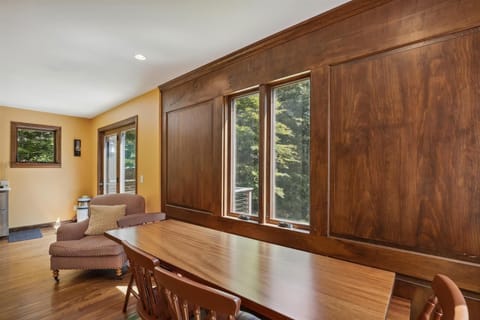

[0,181,10,237]
[0,180,9,190]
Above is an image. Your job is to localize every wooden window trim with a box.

[10,122,62,168]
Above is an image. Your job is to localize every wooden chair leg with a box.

[52,269,59,281]
[123,273,134,312]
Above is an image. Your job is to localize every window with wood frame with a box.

[229,91,260,220]
[10,122,62,168]
[227,75,311,230]
[97,117,137,195]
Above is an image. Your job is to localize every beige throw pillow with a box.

[84,204,126,235]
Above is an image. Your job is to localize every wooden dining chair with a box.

[121,240,170,320]
[118,213,166,313]
[153,266,260,320]
[417,274,469,320]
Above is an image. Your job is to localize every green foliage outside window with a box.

[124,129,136,181]
[273,79,310,223]
[17,128,55,163]
[11,122,61,168]
[232,78,310,224]
[16,128,56,163]
[233,93,260,215]
[124,129,136,168]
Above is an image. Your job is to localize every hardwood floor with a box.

[0,227,138,320]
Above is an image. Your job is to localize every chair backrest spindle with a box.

[122,240,169,320]
[153,266,241,320]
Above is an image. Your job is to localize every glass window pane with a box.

[272,79,310,224]
[104,134,117,194]
[120,128,136,194]
[231,92,260,216]
[16,128,55,163]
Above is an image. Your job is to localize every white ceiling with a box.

[0,0,349,118]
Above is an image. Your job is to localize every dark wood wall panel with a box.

[310,67,330,236]
[160,0,480,310]
[330,30,480,260]
[166,101,216,213]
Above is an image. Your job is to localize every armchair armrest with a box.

[56,219,89,241]
[117,212,166,228]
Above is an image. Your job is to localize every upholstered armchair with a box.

[49,193,165,281]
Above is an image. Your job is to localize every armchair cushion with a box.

[90,193,145,215]
[84,204,126,235]
[56,219,89,241]
[49,235,123,257]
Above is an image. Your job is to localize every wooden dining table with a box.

[106,219,395,320]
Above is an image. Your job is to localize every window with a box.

[230,91,260,218]
[98,117,137,194]
[270,79,310,225]
[228,76,310,229]
[10,122,61,168]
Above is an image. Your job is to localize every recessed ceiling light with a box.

[134,54,146,61]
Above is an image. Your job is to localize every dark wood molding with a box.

[159,0,394,91]
[97,115,138,133]
[96,131,104,195]
[161,94,167,212]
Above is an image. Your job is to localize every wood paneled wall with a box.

[330,29,480,261]
[160,0,480,316]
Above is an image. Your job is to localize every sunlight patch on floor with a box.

[116,285,128,295]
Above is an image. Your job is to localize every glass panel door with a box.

[99,118,137,195]
[104,134,118,194]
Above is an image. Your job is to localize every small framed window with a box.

[11,122,62,168]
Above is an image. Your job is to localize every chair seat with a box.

[49,235,123,257]
[236,310,261,320]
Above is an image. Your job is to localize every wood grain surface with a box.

[106,220,395,320]
[158,0,480,301]
[330,29,480,259]
[166,101,215,213]
[0,228,138,320]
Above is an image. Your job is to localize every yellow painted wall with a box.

[0,106,93,228]
[0,88,161,227]
[91,89,161,212]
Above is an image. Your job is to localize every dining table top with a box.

[106,219,395,320]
